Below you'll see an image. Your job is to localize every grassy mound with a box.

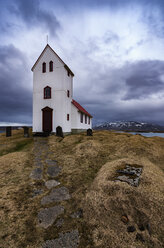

[83,158,164,248]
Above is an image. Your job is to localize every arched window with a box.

[42,62,46,73]
[44,86,51,99]
[49,61,53,72]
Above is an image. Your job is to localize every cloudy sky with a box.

[1,0,164,126]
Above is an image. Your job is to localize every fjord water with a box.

[129,132,164,138]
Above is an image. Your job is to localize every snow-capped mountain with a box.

[94,121,164,132]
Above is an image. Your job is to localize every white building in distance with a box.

[32,44,92,134]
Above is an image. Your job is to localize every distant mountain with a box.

[94,121,164,132]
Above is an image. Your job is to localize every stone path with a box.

[42,230,79,248]
[30,137,79,248]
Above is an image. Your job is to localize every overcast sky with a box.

[1,0,164,126]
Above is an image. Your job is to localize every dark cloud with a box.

[0,45,32,124]
[123,60,164,100]
[75,59,164,125]
[1,0,164,126]
[9,0,60,36]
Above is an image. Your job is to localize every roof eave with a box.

[78,110,93,118]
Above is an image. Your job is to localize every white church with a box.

[32,44,92,134]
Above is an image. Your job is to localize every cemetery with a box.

[0,128,164,247]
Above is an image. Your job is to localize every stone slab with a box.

[34,161,43,169]
[45,180,60,189]
[42,230,79,248]
[55,218,64,227]
[38,205,64,229]
[47,166,61,178]
[32,189,44,197]
[30,168,42,180]
[46,159,58,165]
[41,187,70,205]
[71,209,83,219]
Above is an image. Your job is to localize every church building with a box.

[32,44,92,134]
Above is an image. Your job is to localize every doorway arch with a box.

[42,106,53,132]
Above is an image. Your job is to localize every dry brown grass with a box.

[0,130,164,247]
[48,131,164,247]
[84,158,164,248]
[0,129,33,156]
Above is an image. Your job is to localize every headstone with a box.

[87,128,92,136]
[56,126,63,138]
[23,126,29,137]
[6,126,12,137]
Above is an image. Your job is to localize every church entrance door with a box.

[42,107,53,132]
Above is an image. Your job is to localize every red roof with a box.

[72,99,92,118]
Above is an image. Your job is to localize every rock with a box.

[45,180,60,189]
[71,209,83,218]
[46,159,58,165]
[42,230,79,248]
[32,189,44,197]
[47,166,61,178]
[146,223,151,235]
[136,233,145,242]
[30,168,42,180]
[138,224,145,231]
[34,157,42,162]
[38,205,64,229]
[34,161,43,168]
[55,218,64,227]
[41,187,70,205]
[121,215,129,224]
[127,226,136,233]
[115,164,142,187]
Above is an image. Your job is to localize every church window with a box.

[49,61,53,72]
[44,86,51,99]
[80,113,83,123]
[85,115,87,124]
[67,71,70,77]
[67,90,70,97]
[42,62,46,73]
[67,114,69,121]
[88,117,90,125]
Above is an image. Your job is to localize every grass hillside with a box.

[0,129,164,248]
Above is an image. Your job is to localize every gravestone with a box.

[56,126,64,138]
[87,128,93,136]
[23,126,29,137]
[6,126,12,137]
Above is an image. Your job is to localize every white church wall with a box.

[71,104,92,131]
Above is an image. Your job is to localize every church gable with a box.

[31,44,74,76]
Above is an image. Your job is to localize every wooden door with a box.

[42,107,53,132]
